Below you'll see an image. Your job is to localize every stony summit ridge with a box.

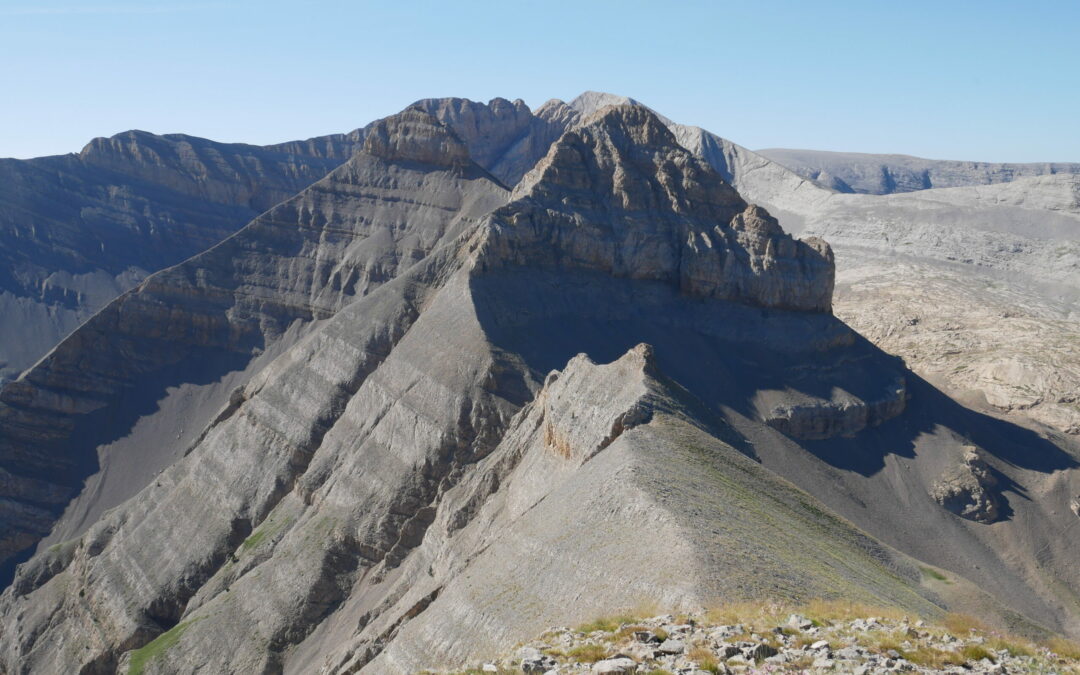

[0,93,1076,675]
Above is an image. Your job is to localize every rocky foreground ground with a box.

[438,605,1080,674]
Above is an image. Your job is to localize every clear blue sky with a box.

[1,0,1077,162]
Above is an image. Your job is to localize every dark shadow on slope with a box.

[0,344,255,588]
[470,268,1078,488]
[65,344,255,479]
[800,372,1077,477]
[0,547,36,592]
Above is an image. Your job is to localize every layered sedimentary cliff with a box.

[478,105,834,312]
[0,126,367,384]
[0,109,506,585]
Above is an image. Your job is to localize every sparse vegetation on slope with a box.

[446,602,1080,674]
[127,618,202,675]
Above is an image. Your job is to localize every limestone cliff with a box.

[0,126,367,384]
[478,105,835,313]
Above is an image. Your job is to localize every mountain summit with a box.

[483,105,834,312]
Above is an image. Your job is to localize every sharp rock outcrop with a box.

[478,105,835,313]
[930,446,1002,523]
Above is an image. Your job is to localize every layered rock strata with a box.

[0,126,367,384]
[0,109,507,582]
[478,105,835,313]
[0,97,1076,675]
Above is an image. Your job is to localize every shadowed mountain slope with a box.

[0,99,1076,675]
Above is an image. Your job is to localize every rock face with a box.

[0,109,506,585]
[757,148,1080,195]
[480,105,835,313]
[930,447,1002,523]
[801,178,1080,435]
[673,116,1080,437]
[562,94,1080,437]
[0,95,1077,675]
[410,96,571,187]
[761,373,907,440]
[0,126,367,384]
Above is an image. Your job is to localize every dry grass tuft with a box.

[942,612,989,635]
[612,624,650,641]
[1046,636,1080,661]
[787,654,815,669]
[688,645,723,674]
[960,644,995,662]
[854,628,907,654]
[802,599,912,625]
[902,646,964,668]
[704,598,913,632]
[565,643,609,663]
[576,614,641,634]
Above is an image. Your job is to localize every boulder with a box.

[592,656,638,674]
[931,446,1001,523]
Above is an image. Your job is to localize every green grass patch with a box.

[239,527,269,552]
[919,566,949,582]
[128,617,202,675]
[238,510,294,554]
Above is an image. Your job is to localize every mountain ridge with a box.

[0,94,1076,674]
[0,124,369,385]
[758,147,1080,195]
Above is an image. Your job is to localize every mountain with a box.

[757,147,1080,195]
[564,95,1080,437]
[0,96,1077,674]
[0,127,366,385]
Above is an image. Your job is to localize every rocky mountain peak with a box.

[409,96,573,187]
[484,104,835,312]
[512,103,744,210]
[533,98,580,128]
[361,108,470,167]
